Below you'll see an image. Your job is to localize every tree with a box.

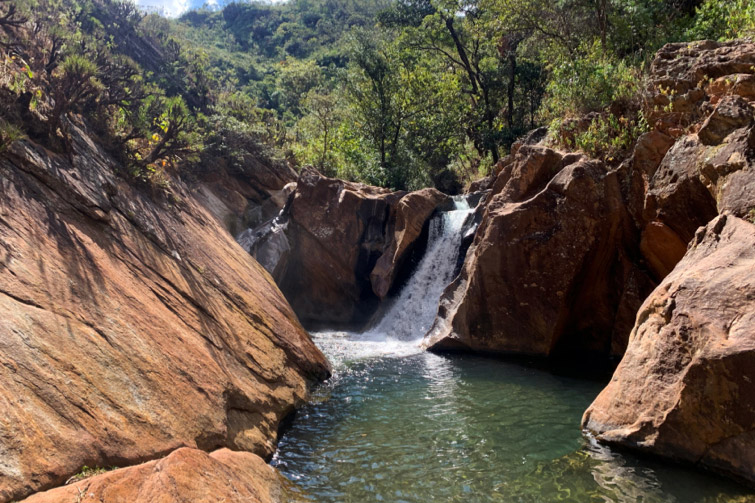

[48,54,103,137]
[301,89,339,171]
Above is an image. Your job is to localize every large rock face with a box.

[425,147,650,358]
[0,122,329,502]
[582,215,755,484]
[277,167,449,327]
[20,448,304,503]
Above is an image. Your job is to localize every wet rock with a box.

[583,215,755,485]
[20,448,305,503]
[0,129,329,502]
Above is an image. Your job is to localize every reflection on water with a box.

[273,350,755,503]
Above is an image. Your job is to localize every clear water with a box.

[272,199,755,503]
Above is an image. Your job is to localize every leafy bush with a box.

[688,0,755,40]
[541,44,644,120]
[554,111,649,161]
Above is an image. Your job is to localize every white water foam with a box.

[314,197,474,368]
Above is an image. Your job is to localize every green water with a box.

[273,346,754,503]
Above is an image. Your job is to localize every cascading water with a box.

[311,197,474,366]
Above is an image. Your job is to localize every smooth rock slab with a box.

[0,128,329,502]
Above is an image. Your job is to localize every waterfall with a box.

[313,197,474,366]
[369,197,473,340]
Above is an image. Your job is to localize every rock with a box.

[490,145,569,202]
[651,40,755,96]
[278,167,449,327]
[424,155,645,359]
[196,156,297,236]
[640,220,689,280]
[0,127,329,502]
[370,188,450,299]
[647,40,755,134]
[698,95,754,146]
[19,448,305,503]
[719,168,755,219]
[644,135,718,246]
[707,73,755,103]
[583,215,755,485]
[277,167,405,326]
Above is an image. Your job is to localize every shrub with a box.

[688,0,755,40]
[0,117,24,153]
[541,43,643,120]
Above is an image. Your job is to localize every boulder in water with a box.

[278,167,450,327]
[425,153,646,359]
[583,214,755,485]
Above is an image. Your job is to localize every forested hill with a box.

[1,0,754,193]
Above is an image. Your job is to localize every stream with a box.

[272,200,753,503]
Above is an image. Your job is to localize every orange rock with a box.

[0,122,329,502]
[20,448,305,503]
[583,214,755,484]
[425,152,648,359]
[640,220,689,280]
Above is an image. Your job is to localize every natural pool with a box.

[272,199,754,503]
[272,337,754,503]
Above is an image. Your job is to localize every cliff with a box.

[0,117,330,502]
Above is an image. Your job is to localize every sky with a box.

[135,0,285,18]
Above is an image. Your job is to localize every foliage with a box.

[688,0,755,40]
[1,0,752,195]
[561,112,650,161]
[0,117,24,153]
[541,44,644,119]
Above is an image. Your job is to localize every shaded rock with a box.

[424,155,646,358]
[0,126,329,502]
[278,167,405,326]
[370,188,450,299]
[20,448,305,503]
[196,157,297,236]
[583,215,755,485]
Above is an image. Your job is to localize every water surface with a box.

[273,350,753,503]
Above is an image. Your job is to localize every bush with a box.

[688,0,755,40]
[0,117,24,153]
[553,111,649,162]
[541,44,643,120]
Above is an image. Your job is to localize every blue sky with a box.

[135,0,285,18]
